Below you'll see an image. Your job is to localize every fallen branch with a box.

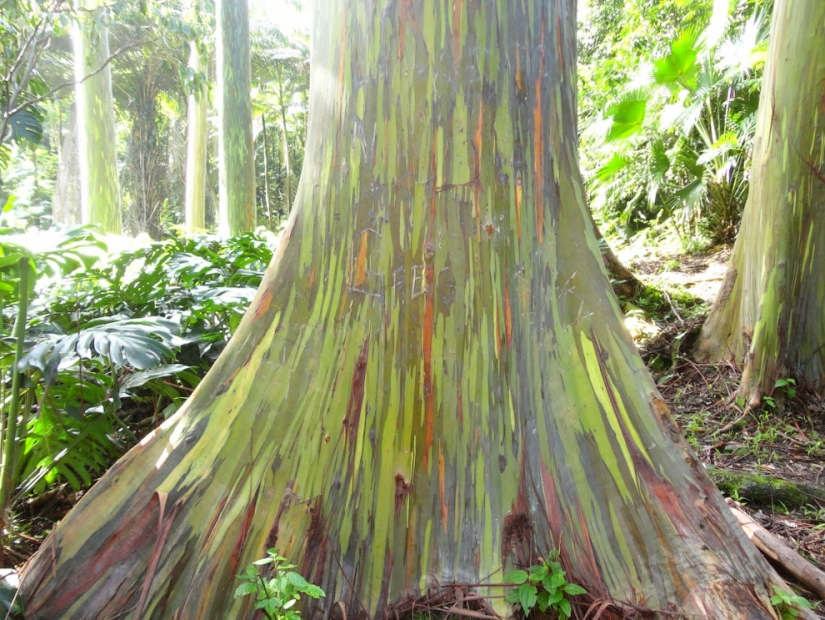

[727,498,825,601]
[708,468,825,510]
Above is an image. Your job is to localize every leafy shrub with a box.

[235,549,325,620]
[583,0,770,246]
[0,228,274,514]
[504,553,587,619]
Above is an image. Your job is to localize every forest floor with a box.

[616,231,825,611]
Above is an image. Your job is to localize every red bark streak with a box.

[355,229,369,286]
[135,493,183,618]
[27,495,161,614]
[572,502,605,597]
[539,461,563,536]
[456,383,463,423]
[515,41,523,97]
[228,496,259,579]
[343,335,370,446]
[300,497,328,585]
[438,448,448,533]
[397,0,406,60]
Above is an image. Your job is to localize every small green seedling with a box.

[503,552,587,619]
[235,549,325,620]
[771,587,812,620]
[774,378,797,399]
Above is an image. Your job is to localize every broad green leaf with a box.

[504,569,528,585]
[518,585,537,615]
[606,92,648,142]
[234,582,257,597]
[653,29,701,89]
[563,583,587,596]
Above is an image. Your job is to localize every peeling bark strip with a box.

[21,1,781,618]
[696,0,825,402]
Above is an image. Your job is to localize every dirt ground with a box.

[616,233,825,612]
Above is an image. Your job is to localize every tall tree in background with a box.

[695,0,825,403]
[216,0,255,236]
[20,1,782,618]
[73,0,121,234]
[185,0,208,235]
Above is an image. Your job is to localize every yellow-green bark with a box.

[695,0,825,403]
[185,0,208,235]
[20,2,780,618]
[73,0,121,234]
[216,0,255,236]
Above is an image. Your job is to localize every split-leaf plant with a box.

[0,228,274,548]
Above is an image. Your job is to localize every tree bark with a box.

[277,72,292,217]
[694,0,825,404]
[20,1,781,618]
[52,111,82,226]
[216,0,255,236]
[185,7,208,236]
[261,113,274,229]
[72,0,121,234]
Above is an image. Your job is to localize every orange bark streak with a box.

[254,285,274,320]
[307,265,316,291]
[515,41,523,96]
[355,230,369,286]
[452,0,464,72]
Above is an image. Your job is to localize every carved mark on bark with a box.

[395,473,412,513]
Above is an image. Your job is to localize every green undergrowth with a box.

[0,227,275,548]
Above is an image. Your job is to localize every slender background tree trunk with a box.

[20,2,780,618]
[185,10,208,235]
[73,0,121,234]
[694,0,825,403]
[217,0,255,236]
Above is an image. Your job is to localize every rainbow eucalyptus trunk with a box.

[20,1,781,618]
[216,0,255,236]
[73,0,121,234]
[694,0,825,404]
[185,3,208,236]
